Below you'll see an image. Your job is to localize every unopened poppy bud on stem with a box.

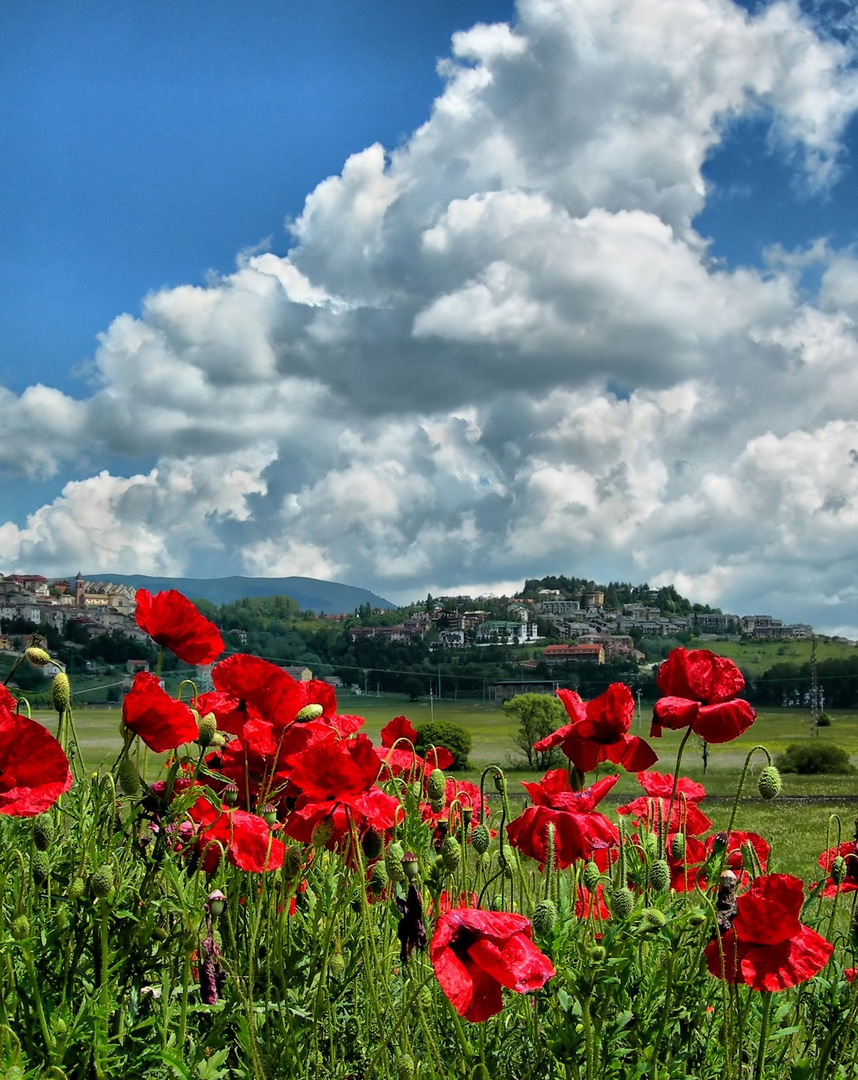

[197,712,217,747]
[295,703,324,722]
[472,822,490,855]
[51,672,71,714]
[427,768,446,803]
[385,841,406,882]
[758,765,782,800]
[25,647,52,667]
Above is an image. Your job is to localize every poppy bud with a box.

[588,944,606,963]
[642,831,658,859]
[51,672,71,714]
[440,836,461,872]
[687,908,707,928]
[197,712,217,747]
[11,915,30,941]
[408,781,423,802]
[711,831,729,854]
[295,703,324,722]
[758,765,782,800]
[490,895,506,911]
[282,845,303,882]
[53,1016,67,1037]
[640,907,667,931]
[611,886,635,920]
[90,864,115,899]
[117,756,141,797]
[329,951,346,978]
[395,1053,416,1080]
[261,804,278,827]
[311,817,335,848]
[493,771,506,793]
[25,647,52,667]
[402,852,420,880]
[369,862,388,894]
[532,898,558,937]
[362,828,383,861]
[152,926,169,942]
[582,861,601,892]
[33,815,54,851]
[831,855,847,885]
[67,877,85,902]
[427,768,446,803]
[223,783,239,806]
[207,890,226,918]
[32,850,51,885]
[472,823,490,855]
[461,807,473,828]
[385,841,406,882]
[670,833,686,861]
[649,859,670,893]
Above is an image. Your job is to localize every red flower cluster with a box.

[0,706,72,816]
[135,589,223,665]
[430,909,555,1022]
[123,672,199,753]
[652,648,756,743]
[705,874,832,991]
[618,771,712,835]
[507,771,618,869]
[534,684,657,774]
[817,840,858,897]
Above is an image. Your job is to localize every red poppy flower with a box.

[0,683,17,712]
[537,684,657,774]
[123,672,199,753]
[704,874,832,991]
[135,589,223,665]
[189,798,284,872]
[710,831,770,883]
[817,840,858,897]
[194,690,253,738]
[575,884,610,919]
[651,648,756,743]
[617,770,712,835]
[845,968,856,983]
[430,909,555,1022]
[507,772,619,869]
[0,706,72,815]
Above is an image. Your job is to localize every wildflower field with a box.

[1,592,856,1079]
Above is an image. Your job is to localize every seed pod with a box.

[582,860,601,892]
[51,672,71,714]
[261,804,278,827]
[669,833,686,861]
[362,828,383,861]
[295,703,324,722]
[11,915,30,941]
[472,822,490,855]
[532,898,558,936]
[197,712,217,747]
[328,951,346,978]
[395,1053,416,1080]
[427,768,447,804]
[90,864,115,899]
[207,890,226,918]
[25,647,52,667]
[831,855,847,885]
[223,783,239,806]
[440,835,461,872]
[385,841,406,883]
[282,845,303,882]
[369,862,388,894]
[611,886,635,920]
[67,877,85,902]
[461,807,473,828]
[588,944,606,963]
[33,814,54,851]
[402,852,420,880]
[32,850,51,885]
[649,859,670,893]
[490,894,506,912]
[117,756,141,797]
[493,772,506,793]
[758,766,782,800]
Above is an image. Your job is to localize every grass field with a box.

[690,635,858,675]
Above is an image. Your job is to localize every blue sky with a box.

[3,0,858,634]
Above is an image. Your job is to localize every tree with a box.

[403,677,424,702]
[504,693,566,769]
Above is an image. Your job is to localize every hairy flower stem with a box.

[753,991,773,1080]
[726,746,772,838]
[665,727,694,831]
[22,945,54,1062]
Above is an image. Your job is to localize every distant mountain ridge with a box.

[75,573,397,613]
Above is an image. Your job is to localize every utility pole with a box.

[429,686,434,722]
[810,637,819,738]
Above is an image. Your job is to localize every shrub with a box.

[775,741,855,775]
[415,721,471,771]
[817,712,832,727]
